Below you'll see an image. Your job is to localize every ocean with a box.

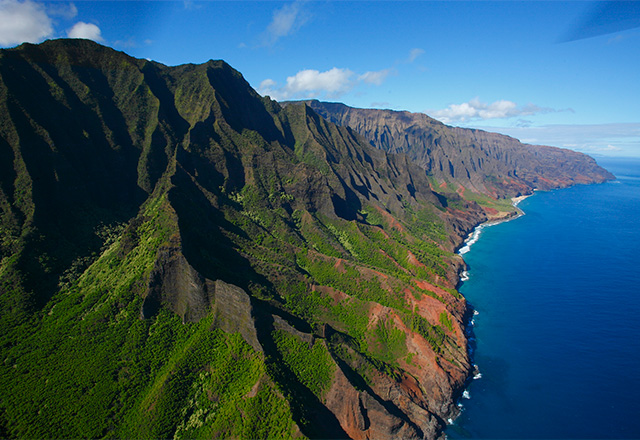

[446,157,640,439]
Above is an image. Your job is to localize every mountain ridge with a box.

[295,99,613,201]
[0,39,613,440]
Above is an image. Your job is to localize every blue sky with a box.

[1,1,639,157]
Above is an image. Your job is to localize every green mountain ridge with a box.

[0,39,612,439]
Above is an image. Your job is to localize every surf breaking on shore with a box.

[449,194,532,426]
[458,194,532,256]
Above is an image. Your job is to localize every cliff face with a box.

[0,40,486,439]
[301,100,614,199]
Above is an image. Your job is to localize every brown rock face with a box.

[211,280,262,353]
[143,237,215,323]
[142,236,262,351]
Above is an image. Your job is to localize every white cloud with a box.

[263,1,309,46]
[259,67,393,101]
[430,98,554,124]
[260,68,355,100]
[0,0,53,46]
[358,68,393,86]
[408,48,425,63]
[114,37,137,49]
[67,21,103,42]
[183,1,201,10]
[259,78,277,90]
[370,101,391,109]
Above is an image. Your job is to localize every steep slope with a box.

[300,100,614,201]
[0,39,488,439]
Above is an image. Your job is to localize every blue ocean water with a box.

[447,157,640,439]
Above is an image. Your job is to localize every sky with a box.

[1,0,639,158]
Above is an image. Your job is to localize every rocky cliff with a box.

[300,100,614,199]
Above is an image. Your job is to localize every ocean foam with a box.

[460,270,469,282]
[462,390,471,399]
[474,371,482,380]
[458,227,483,255]
[459,198,530,257]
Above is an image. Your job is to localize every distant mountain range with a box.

[0,39,613,440]
[298,100,613,198]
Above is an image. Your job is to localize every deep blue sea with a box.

[446,157,640,439]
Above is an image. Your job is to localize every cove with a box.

[447,157,640,439]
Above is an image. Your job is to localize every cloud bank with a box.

[475,122,640,157]
[0,0,104,47]
[430,98,557,124]
[259,67,391,100]
[0,0,53,46]
[358,68,393,86]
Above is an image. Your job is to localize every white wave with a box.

[447,418,454,425]
[462,390,471,399]
[474,372,482,380]
[458,227,483,255]
[473,310,479,316]
[460,270,469,282]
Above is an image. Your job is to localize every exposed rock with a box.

[143,237,214,323]
[211,280,263,353]
[142,237,263,352]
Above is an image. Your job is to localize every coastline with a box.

[456,193,532,258]
[441,167,638,438]
[448,193,533,426]
[446,177,617,434]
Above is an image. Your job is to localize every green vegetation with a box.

[409,313,447,354]
[0,39,476,439]
[272,330,335,398]
[439,311,454,332]
[372,318,407,364]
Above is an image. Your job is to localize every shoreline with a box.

[448,193,533,426]
[455,193,532,258]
